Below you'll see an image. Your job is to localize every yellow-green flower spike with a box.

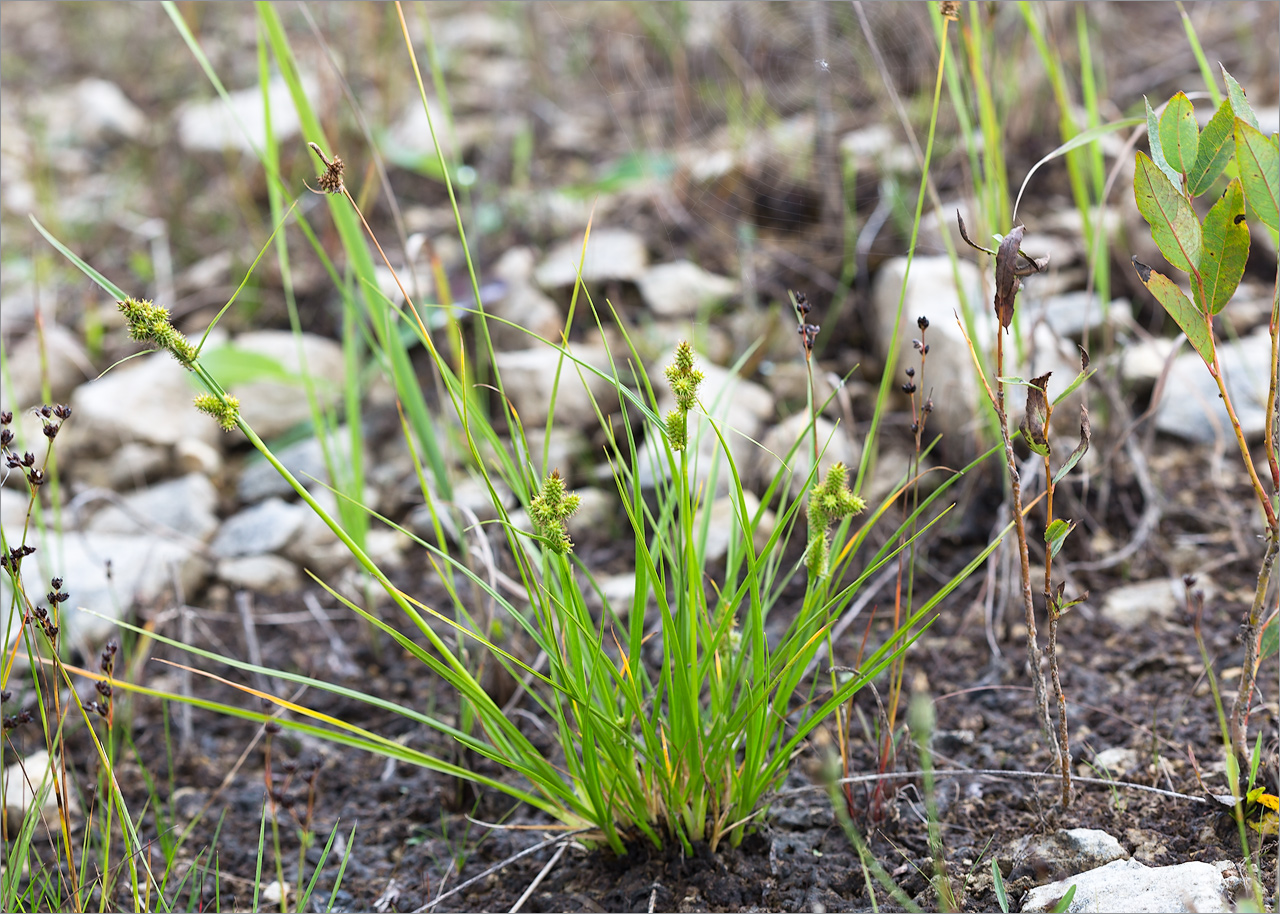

[193,393,240,432]
[665,409,687,452]
[117,298,196,366]
[664,341,703,413]
[529,470,582,555]
[805,462,866,577]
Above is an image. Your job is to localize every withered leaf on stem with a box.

[1052,405,1092,485]
[995,226,1029,329]
[1019,372,1052,456]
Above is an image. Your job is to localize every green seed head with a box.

[664,341,703,413]
[529,470,581,555]
[193,393,240,432]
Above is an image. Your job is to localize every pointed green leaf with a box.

[1159,92,1199,175]
[1235,119,1279,231]
[1145,96,1184,188]
[1044,518,1075,560]
[1260,616,1278,661]
[1187,99,1237,196]
[1198,179,1250,314]
[1134,151,1202,273]
[1222,65,1260,130]
[1052,406,1091,485]
[1132,258,1214,364]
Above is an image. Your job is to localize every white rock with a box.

[1155,328,1273,443]
[1027,291,1133,340]
[210,497,309,558]
[177,74,318,155]
[593,572,640,618]
[1100,575,1216,630]
[1082,747,1139,777]
[1020,857,1238,913]
[871,257,989,442]
[572,487,614,537]
[1119,337,1180,386]
[2,531,208,659]
[839,124,915,173]
[222,331,346,441]
[493,344,618,429]
[489,282,564,349]
[238,432,351,503]
[702,491,774,564]
[216,554,301,595]
[636,261,738,318]
[4,323,93,411]
[434,11,520,51]
[174,438,222,476]
[535,229,649,289]
[87,473,219,542]
[3,750,80,830]
[755,413,859,498]
[1014,828,1127,881]
[259,880,289,907]
[42,79,147,146]
[68,352,223,455]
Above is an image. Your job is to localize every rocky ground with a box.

[2,2,1278,911]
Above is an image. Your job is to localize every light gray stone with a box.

[41,78,147,146]
[702,491,774,564]
[68,352,223,455]
[237,433,352,503]
[177,74,317,154]
[87,473,219,542]
[4,323,93,411]
[4,750,79,830]
[2,530,208,660]
[216,555,301,595]
[535,229,648,288]
[210,497,309,558]
[489,282,564,349]
[1100,575,1216,630]
[1155,328,1273,443]
[223,331,346,441]
[755,413,859,497]
[1014,828,1127,882]
[1081,747,1139,777]
[871,256,989,441]
[175,437,222,476]
[493,344,618,429]
[637,260,738,318]
[1020,857,1239,913]
[1028,291,1133,340]
[434,11,521,51]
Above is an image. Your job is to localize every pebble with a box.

[492,344,618,429]
[86,472,219,542]
[222,331,346,441]
[1020,857,1241,913]
[216,555,301,595]
[534,229,649,288]
[636,260,738,318]
[1155,327,1273,443]
[1099,575,1216,629]
[210,497,309,559]
[177,74,316,154]
[3,750,80,830]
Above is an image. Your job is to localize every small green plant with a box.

[1130,67,1279,772]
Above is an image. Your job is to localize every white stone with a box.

[210,497,309,558]
[237,432,351,503]
[67,352,223,455]
[871,256,989,442]
[259,880,289,907]
[1020,857,1238,913]
[1100,575,1216,630]
[1119,337,1180,386]
[3,750,80,830]
[702,491,774,564]
[174,438,222,476]
[2,531,208,660]
[434,11,520,51]
[1155,328,1273,443]
[221,331,346,441]
[1027,291,1133,340]
[493,344,618,429]
[42,79,147,146]
[177,74,318,155]
[535,229,649,288]
[755,413,859,498]
[216,555,301,595]
[1016,828,1127,879]
[87,473,219,542]
[4,323,93,411]
[489,282,564,349]
[636,261,738,318]
[1082,747,1139,777]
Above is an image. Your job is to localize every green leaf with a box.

[1222,65,1260,130]
[1187,99,1236,195]
[1235,118,1280,231]
[1158,92,1199,175]
[1260,616,1278,661]
[1052,406,1091,485]
[992,861,1010,914]
[1197,179,1250,314]
[1132,258,1214,364]
[1145,96,1184,188]
[1134,151,1203,273]
[1051,885,1078,914]
[1044,518,1075,560]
